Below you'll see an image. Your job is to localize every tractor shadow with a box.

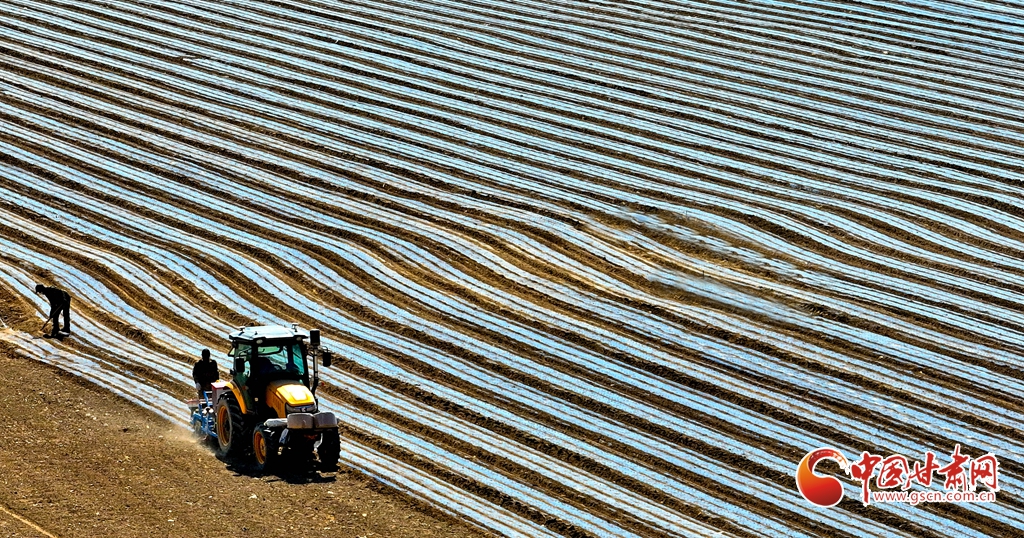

[220,455,337,485]
[193,433,337,485]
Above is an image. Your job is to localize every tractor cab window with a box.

[251,342,306,378]
[230,343,251,377]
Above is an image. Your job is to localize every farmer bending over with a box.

[34,283,71,337]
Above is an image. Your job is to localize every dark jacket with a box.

[40,286,70,310]
[192,358,219,386]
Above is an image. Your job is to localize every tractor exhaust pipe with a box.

[309,329,322,395]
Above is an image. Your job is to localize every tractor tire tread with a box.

[318,429,341,472]
[215,393,251,459]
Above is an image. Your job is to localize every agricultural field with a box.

[0,0,1021,536]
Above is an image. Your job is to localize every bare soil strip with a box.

[0,504,56,538]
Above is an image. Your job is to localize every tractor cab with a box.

[227,325,314,416]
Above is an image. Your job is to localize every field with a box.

[0,0,1022,536]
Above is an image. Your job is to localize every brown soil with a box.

[0,350,486,538]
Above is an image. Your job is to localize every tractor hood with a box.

[268,380,315,408]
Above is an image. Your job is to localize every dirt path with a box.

[0,348,486,538]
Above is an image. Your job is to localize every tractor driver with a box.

[250,351,276,378]
[192,349,219,399]
[247,349,280,413]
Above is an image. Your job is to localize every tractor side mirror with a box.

[322,350,332,368]
[234,357,245,375]
[309,329,321,348]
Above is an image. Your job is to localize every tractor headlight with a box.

[286,404,317,414]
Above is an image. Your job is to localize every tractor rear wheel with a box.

[215,393,250,459]
[317,429,341,472]
[252,427,279,473]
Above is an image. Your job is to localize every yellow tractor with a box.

[209,325,339,472]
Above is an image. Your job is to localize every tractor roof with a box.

[228,325,308,343]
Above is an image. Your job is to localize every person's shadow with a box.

[32,332,69,342]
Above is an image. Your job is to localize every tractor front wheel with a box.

[215,393,250,459]
[253,428,279,473]
[317,429,341,472]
